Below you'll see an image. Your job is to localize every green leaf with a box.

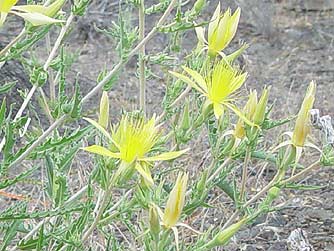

[0,97,6,131]
[284,183,326,191]
[0,165,39,190]
[0,82,16,95]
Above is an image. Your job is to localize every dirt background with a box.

[1,0,334,250]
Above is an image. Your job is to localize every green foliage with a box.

[0,0,331,250]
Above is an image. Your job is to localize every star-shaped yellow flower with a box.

[83,115,189,186]
[170,60,255,126]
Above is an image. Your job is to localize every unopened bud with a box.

[98,91,109,129]
[254,86,270,125]
[149,205,160,237]
[180,100,191,131]
[205,217,248,249]
[194,0,205,13]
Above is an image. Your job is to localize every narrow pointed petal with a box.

[223,102,256,127]
[84,117,121,149]
[135,163,154,187]
[208,2,221,40]
[295,146,303,165]
[195,26,207,45]
[304,141,322,153]
[182,66,208,93]
[12,11,64,26]
[176,222,202,234]
[82,145,121,159]
[0,11,7,25]
[213,103,224,119]
[273,140,292,152]
[139,148,189,162]
[172,227,179,251]
[169,71,206,94]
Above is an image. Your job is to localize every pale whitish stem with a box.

[8,115,67,168]
[222,173,280,230]
[138,0,146,112]
[0,28,26,60]
[207,157,232,183]
[280,160,321,185]
[157,86,192,122]
[9,185,88,251]
[81,184,113,243]
[38,87,54,124]
[239,147,251,201]
[7,0,178,167]
[45,33,56,102]
[0,14,75,152]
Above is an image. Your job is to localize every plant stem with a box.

[8,185,88,251]
[239,147,251,201]
[207,157,231,183]
[222,172,280,230]
[0,28,26,60]
[280,160,321,185]
[81,184,113,243]
[138,0,146,113]
[7,0,179,168]
[0,14,75,153]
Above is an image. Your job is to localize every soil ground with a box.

[1,0,334,250]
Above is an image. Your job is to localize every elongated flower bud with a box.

[98,91,109,129]
[194,0,205,13]
[205,217,248,249]
[163,173,188,228]
[180,100,191,131]
[292,81,316,147]
[208,4,241,57]
[149,205,160,237]
[254,86,270,125]
[245,90,258,121]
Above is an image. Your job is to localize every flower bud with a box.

[98,91,109,129]
[149,205,160,237]
[208,4,241,57]
[180,100,191,131]
[254,86,270,125]
[292,81,316,147]
[205,217,248,249]
[245,90,258,121]
[163,173,188,228]
[194,0,205,13]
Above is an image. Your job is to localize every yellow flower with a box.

[170,60,254,126]
[83,115,189,186]
[163,173,188,228]
[151,173,200,251]
[0,0,65,26]
[275,81,320,164]
[195,3,246,59]
[292,82,316,147]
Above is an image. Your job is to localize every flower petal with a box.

[11,11,64,26]
[139,148,189,162]
[213,102,224,119]
[182,66,208,93]
[223,102,256,127]
[194,25,207,45]
[272,140,293,152]
[135,163,154,187]
[172,226,180,251]
[84,117,121,150]
[169,70,206,95]
[82,145,121,159]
